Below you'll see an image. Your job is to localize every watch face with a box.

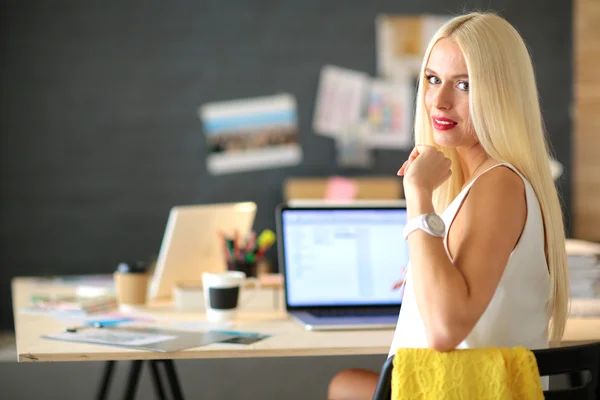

[425,214,445,236]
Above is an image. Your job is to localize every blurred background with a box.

[1,0,596,398]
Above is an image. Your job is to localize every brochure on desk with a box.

[42,327,237,353]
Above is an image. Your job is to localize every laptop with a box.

[148,202,257,300]
[276,203,409,331]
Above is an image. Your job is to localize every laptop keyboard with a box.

[309,307,400,318]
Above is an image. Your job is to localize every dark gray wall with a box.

[0,0,572,329]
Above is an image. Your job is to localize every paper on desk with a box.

[566,239,600,257]
[67,312,155,326]
[44,330,176,347]
[170,320,233,331]
[569,298,600,318]
[21,309,155,328]
[42,327,237,352]
[211,330,272,346]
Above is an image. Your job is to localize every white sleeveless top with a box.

[389,163,550,357]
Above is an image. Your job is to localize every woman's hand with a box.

[398,145,452,196]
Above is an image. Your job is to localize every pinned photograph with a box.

[335,122,373,169]
[363,79,413,149]
[313,65,370,137]
[376,14,451,80]
[200,93,302,175]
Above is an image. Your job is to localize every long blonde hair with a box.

[414,12,569,345]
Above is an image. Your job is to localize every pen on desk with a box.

[218,232,232,264]
[63,321,104,333]
[253,229,276,260]
[245,232,256,253]
[254,245,268,261]
[233,230,241,262]
[256,229,276,249]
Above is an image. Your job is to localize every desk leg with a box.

[123,360,143,400]
[95,359,184,400]
[149,361,167,400]
[163,360,185,400]
[567,372,583,388]
[96,360,116,400]
[596,352,600,400]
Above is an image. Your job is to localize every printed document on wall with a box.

[312,65,370,137]
[376,14,451,81]
[363,79,413,149]
[199,93,302,175]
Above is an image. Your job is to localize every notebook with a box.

[276,203,409,331]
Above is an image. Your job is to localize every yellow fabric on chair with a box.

[392,346,544,400]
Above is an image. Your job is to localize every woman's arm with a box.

[406,167,526,351]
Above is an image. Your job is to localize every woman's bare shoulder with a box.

[469,166,525,205]
[447,165,526,259]
[460,165,526,230]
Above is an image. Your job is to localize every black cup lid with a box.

[116,261,148,274]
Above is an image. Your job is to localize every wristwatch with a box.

[403,213,446,239]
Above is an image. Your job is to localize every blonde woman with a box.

[328,11,569,399]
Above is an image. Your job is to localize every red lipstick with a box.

[432,116,458,131]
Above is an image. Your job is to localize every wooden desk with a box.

[12,276,600,363]
[12,277,395,363]
[11,275,600,399]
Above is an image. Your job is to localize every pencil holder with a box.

[219,229,275,279]
[227,260,258,278]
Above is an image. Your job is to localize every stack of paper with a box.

[568,255,600,299]
[25,295,117,317]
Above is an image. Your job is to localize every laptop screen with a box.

[279,207,409,308]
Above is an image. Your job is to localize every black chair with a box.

[372,342,600,400]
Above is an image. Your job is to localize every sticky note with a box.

[325,176,357,201]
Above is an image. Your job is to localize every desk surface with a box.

[12,276,600,363]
